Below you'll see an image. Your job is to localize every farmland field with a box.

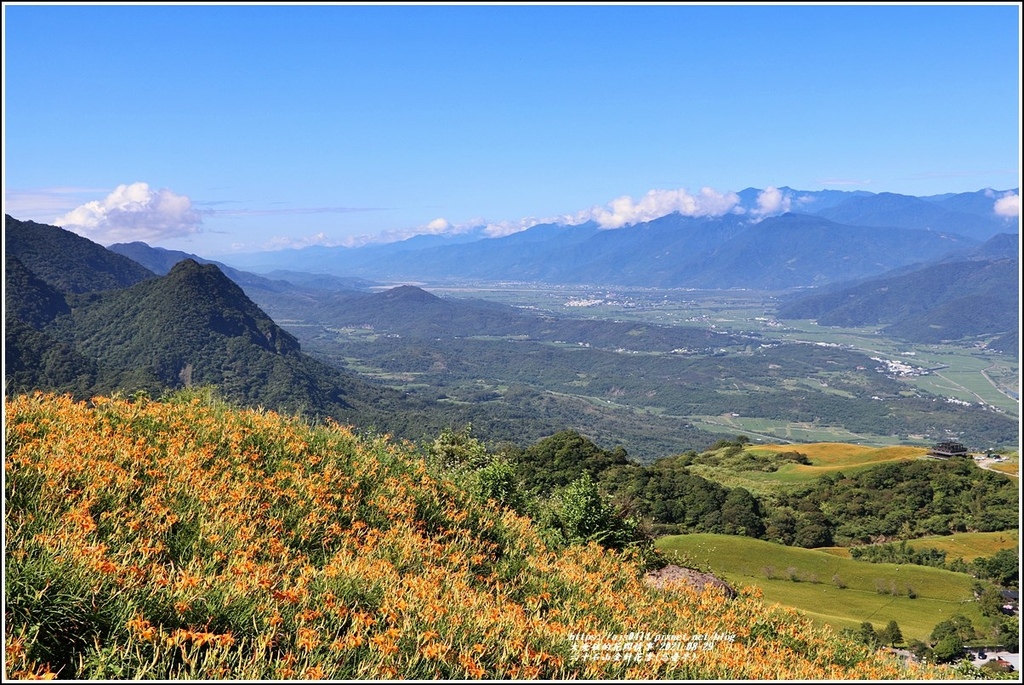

[428,283,1020,419]
[686,415,911,446]
[986,457,1019,479]
[274,281,1018,461]
[756,443,928,477]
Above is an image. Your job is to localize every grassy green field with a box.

[901,352,1020,414]
[686,442,928,495]
[757,442,927,468]
[770,325,1019,417]
[895,530,1018,562]
[656,534,1000,643]
[818,530,1020,562]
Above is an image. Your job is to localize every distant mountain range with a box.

[104,219,1019,354]
[219,187,1018,289]
[10,215,734,452]
[106,239,751,355]
[119,186,1019,348]
[108,240,379,293]
[777,232,1019,350]
[5,204,1018,458]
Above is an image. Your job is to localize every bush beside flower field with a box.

[4,391,949,680]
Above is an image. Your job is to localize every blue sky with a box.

[3,2,1020,256]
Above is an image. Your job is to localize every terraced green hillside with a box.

[656,533,1003,643]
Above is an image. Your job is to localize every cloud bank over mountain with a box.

[752,187,792,219]
[569,187,744,229]
[55,182,203,244]
[47,180,1020,251]
[994,191,1019,218]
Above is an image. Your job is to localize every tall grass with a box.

[5,391,949,680]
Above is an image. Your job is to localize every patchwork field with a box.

[687,415,911,446]
[989,462,1019,478]
[985,455,1019,479]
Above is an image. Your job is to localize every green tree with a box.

[792,511,833,548]
[472,455,525,513]
[997,617,1018,653]
[558,472,617,544]
[931,634,963,664]
[555,472,650,555]
[979,586,1007,617]
[879,620,904,647]
[765,507,797,546]
[720,487,765,537]
[929,615,975,663]
[931,615,976,643]
[907,638,932,663]
[973,548,1019,587]
[426,424,490,470]
[858,621,879,647]
[517,430,631,494]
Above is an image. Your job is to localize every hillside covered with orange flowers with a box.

[4,390,951,680]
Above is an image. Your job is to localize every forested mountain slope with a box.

[777,257,1019,344]
[4,215,157,293]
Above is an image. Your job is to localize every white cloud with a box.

[54,182,202,244]
[335,186,747,248]
[255,232,336,251]
[751,186,791,219]
[994,191,1019,218]
[425,218,452,233]
[348,216,485,246]
[569,187,742,229]
[483,217,547,238]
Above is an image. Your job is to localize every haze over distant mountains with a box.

[218,187,1018,289]
[99,186,1019,350]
